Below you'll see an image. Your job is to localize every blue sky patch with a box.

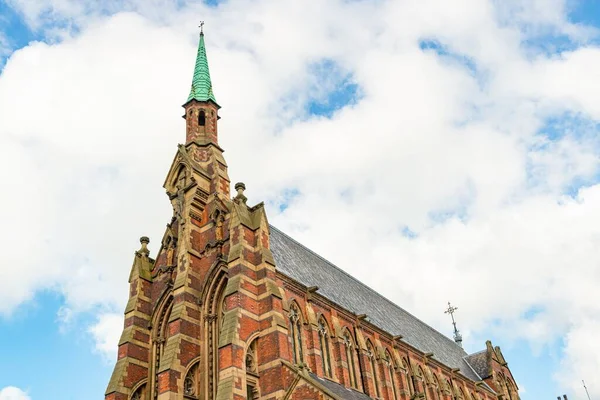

[0,292,113,399]
[419,38,478,76]
[306,59,360,118]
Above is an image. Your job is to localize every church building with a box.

[105,29,521,400]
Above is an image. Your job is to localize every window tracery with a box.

[184,362,200,398]
[385,351,398,400]
[131,384,146,400]
[432,374,442,400]
[246,339,258,374]
[289,303,304,364]
[403,358,415,396]
[366,341,381,398]
[343,331,358,389]
[246,338,260,400]
[318,317,332,377]
[418,367,428,399]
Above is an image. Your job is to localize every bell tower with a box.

[183,24,220,146]
[106,25,290,400]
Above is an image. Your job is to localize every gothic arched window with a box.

[289,303,304,364]
[184,362,200,398]
[246,338,259,400]
[131,384,146,400]
[433,374,442,400]
[246,339,258,374]
[447,379,456,400]
[198,110,206,126]
[343,330,358,389]
[506,379,516,400]
[403,358,414,396]
[385,350,398,400]
[318,317,332,377]
[366,341,380,398]
[418,367,428,399]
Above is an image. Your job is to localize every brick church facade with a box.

[105,31,521,400]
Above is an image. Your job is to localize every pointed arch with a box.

[149,293,173,399]
[432,373,442,400]
[366,340,380,398]
[198,109,206,126]
[171,164,189,192]
[506,379,516,400]
[201,265,229,400]
[402,357,414,397]
[246,337,260,400]
[446,379,456,400]
[342,328,359,389]
[417,366,428,399]
[385,350,399,400]
[288,301,305,364]
[130,382,147,400]
[317,316,333,378]
[183,361,200,398]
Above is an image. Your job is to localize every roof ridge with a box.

[466,349,487,357]
[269,225,467,354]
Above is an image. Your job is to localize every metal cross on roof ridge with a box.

[444,301,463,347]
[199,21,204,34]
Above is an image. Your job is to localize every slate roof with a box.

[464,350,491,379]
[269,225,480,382]
[309,373,373,400]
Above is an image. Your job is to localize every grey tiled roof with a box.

[464,350,490,379]
[309,373,373,400]
[269,225,480,382]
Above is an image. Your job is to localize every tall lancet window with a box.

[131,384,146,400]
[246,338,259,400]
[418,367,428,399]
[318,317,332,377]
[289,303,304,364]
[433,374,442,400]
[198,109,206,126]
[385,351,398,400]
[406,359,417,397]
[366,341,380,398]
[343,330,358,389]
[183,362,200,398]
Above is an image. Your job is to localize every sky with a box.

[0,0,599,399]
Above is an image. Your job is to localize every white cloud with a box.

[0,387,30,400]
[1,0,600,397]
[89,312,123,362]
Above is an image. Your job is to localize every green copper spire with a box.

[187,30,218,106]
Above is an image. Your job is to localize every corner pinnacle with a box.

[234,182,247,204]
[139,236,150,256]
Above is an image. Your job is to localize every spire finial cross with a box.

[444,302,458,322]
[444,301,463,347]
[199,21,204,34]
